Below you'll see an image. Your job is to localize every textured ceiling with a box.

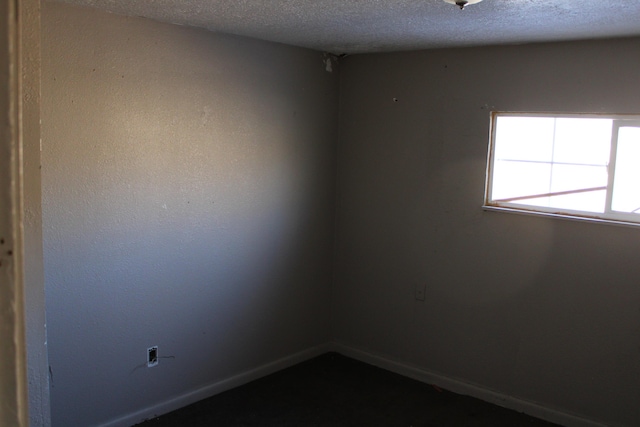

[51,0,640,54]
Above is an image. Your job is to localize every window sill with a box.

[482,205,640,230]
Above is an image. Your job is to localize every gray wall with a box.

[41,3,337,426]
[334,39,640,427]
[22,0,52,424]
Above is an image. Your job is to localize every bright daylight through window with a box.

[485,113,640,225]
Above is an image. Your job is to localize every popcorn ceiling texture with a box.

[50,0,640,54]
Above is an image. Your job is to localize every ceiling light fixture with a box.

[443,0,483,9]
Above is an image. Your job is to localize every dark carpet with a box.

[135,352,561,427]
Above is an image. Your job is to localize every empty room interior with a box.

[15,0,640,426]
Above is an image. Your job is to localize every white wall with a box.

[41,3,338,426]
[334,38,640,427]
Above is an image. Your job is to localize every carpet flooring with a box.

[135,352,561,427]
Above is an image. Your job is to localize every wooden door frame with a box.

[1,0,29,425]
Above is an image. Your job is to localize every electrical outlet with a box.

[147,346,158,367]
[415,283,426,301]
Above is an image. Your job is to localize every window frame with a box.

[484,112,640,227]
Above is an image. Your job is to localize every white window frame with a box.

[484,112,640,227]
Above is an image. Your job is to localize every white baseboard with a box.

[99,343,332,427]
[99,341,611,427]
[331,342,609,427]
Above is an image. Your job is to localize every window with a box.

[485,113,640,225]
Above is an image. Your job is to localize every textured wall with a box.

[21,0,52,425]
[334,38,640,427]
[41,3,337,426]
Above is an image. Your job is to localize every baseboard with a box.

[331,342,609,427]
[99,341,611,427]
[99,343,332,427]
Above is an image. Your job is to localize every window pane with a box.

[550,164,608,192]
[553,118,612,165]
[547,190,606,213]
[491,160,551,201]
[549,164,607,213]
[612,127,640,214]
[494,117,554,162]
